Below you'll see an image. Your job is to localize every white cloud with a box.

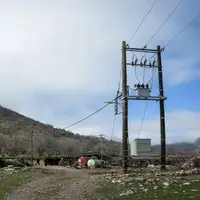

[164,57,200,85]
[20,98,199,145]
[128,110,200,144]
[0,0,200,146]
[0,0,199,98]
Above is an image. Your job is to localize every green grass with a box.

[96,179,200,200]
[0,169,32,197]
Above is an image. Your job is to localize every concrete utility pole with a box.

[157,45,166,170]
[121,41,128,173]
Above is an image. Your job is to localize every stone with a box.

[190,189,198,192]
[183,182,191,185]
[163,182,170,187]
[154,186,158,190]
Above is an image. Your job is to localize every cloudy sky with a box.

[0,0,200,144]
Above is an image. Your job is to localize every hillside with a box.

[0,106,198,157]
[0,106,120,156]
[152,142,198,155]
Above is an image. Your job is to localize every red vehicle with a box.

[75,156,91,168]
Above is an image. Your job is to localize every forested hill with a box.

[0,106,120,155]
[0,106,198,156]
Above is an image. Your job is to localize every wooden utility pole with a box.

[157,45,166,170]
[107,43,167,172]
[100,133,103,162]
[30,127,34,166]
[121,41,128,173]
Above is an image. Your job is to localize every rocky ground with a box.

[0,166,101,200]
[1,163,200,200]
[96,167,200,200]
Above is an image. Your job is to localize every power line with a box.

[134,65,141,83]
[164,10,200,49]
[137,100,148,138]
[110,64,121,141]
[63,64,122,130]
[148,8,200,53]
[143,64,146,83]
[129,53,155,139]
[63,99,116,129]
[101,133,122,142]
[137,61,157,138]
[146,0,184,46]
[148,67,156,88]
[127,0,159,45]
[111,114,116,141]
[117,68,122,92]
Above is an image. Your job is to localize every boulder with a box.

[181,156,200,168]
[5,159,25,167]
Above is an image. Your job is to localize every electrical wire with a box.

[111,113,116,141]
[110,114,116,154]
[137,58,156,138]
[102,134,122,142]
[110,65,122,145]
[134,65,141,83]
[117,68,122,92]
[132,53,141,83]
[137,100,148,138]
[127,0,159,45]
[148,67,156,88]
[101,64,121,148]
[133,3,199,140]
[146,0,185,46]
[63,61,122,130]
[141,53,147,83]
[111,65,122,136]
[164,10,200,49]
[147,55,157,87]
[63,98,117,129]
[143,66,146,83]
[148,9,200,58]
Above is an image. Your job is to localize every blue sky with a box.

[0,0,200,144]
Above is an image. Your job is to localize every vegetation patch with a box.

[96,177,200,200]
[0,168,34,197]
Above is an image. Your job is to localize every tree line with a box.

[0,133,121,156]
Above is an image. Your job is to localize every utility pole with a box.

[30,128,33,166]
[121,41,128,173]
[105,42,167,171]
[110,43,167,171]
[100,133,103,162]
[157,45,166,170]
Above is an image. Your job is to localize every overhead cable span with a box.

[63,97,118,129]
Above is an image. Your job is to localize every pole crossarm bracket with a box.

[126,62,158,68]
[125,47,164,53]
[104,101,115,104]
[127,95,167,101]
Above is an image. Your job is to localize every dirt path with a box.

[3,166,100,200]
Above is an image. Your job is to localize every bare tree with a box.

[195,138,200,146]
[58,138,81,155]
[195,138,200,154]
[0,133,11,154]
[9,135,27,155]
[34,136,46,156]
[93,143,109,153]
